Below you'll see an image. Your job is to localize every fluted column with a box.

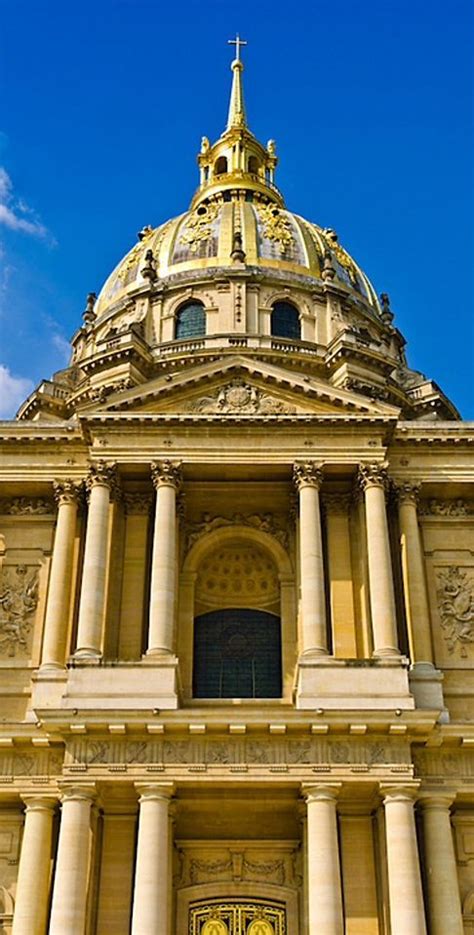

[75,461,117,658]
[131,783,174,935]
[12,796,57,935]
[49,786,96,935]
[146,461,182,656]
[41,481,82,670]
[419,793,464,935]
[293,462,328,655]
[382,786,427,935]
[304,784,343,935]
[358,463,400,657]
[395,483,433,666]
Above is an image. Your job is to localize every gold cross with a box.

[228,33,247,61]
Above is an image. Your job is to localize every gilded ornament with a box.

[178,203,219,254]
[436,566,474,657]
[322,228,358,284]
[256,203,294,254]
[117,225,155,283]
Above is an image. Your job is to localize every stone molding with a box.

[150,459,183,491]
[293,461,324,491]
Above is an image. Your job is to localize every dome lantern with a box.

[192,36,282,209]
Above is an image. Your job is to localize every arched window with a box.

[175,301,206,339]
[248,155,259,175]
[270,301,301,340]
[192,541,282,699]
[214,156,228,176]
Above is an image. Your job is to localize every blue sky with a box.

[0,0,472,417]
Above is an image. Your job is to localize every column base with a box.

[294,655,414,710]
[73,649,103,662]
[408,662,448,720]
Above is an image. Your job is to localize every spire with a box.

[226,34,247,130]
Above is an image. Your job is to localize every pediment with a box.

[90,356,399,419]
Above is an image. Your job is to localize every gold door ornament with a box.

[189,900,285,935]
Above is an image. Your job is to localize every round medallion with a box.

[201,919,229,935]
[247,920,275,935]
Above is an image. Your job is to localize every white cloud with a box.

[52,332,71,362]
[0,364,34,418]
[0,166,50,240]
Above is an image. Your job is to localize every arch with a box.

[175,300,206,339]
[179,526,296,703]
[177,883,298,935]
[214,156,228,176]
[248,155,259,175]
[270,301,301,340]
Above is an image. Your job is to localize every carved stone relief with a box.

[413,748,474,780]
[0,566,39,657]
[0,748,63,778]
[187,380,296,415]
[174,844,296,889]
[65,736,411,775]
[419,499,474,517]
[185,512,289,553]
[0,498,53,516]
[436,566,474,657]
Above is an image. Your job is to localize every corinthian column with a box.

[12,796,57,935]
[131,784,174,935]
[41,481,82,670]
[394,483,433,666]
[419,793,464,935]
[49,786,96,935]
[303,784,344,935]
[358,463,400,657]
[146,461,182,656]
[75,461,117,658]
[293,462,328,655]
[382,787,427,935]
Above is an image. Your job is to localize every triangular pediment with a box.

[88,356,399,419]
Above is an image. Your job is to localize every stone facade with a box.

[0,45,473,935]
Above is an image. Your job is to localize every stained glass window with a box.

[175,301,206,339]
[270,301,301,340]
[193,609,282,699]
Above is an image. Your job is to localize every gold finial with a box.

[226,34,247,130]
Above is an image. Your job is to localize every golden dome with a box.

[95,43,380,322]
[95,205,380,319]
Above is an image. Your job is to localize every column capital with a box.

[52,479,84,507]
[20,794,58,812]
[322,491,352,514]
[293,460,324,491]
[134,781,175,803]
[379,782,420,804]
[150,459,183,491]
[124,491,153,515]
[393,481,421,505]
[58,783,97,804]
[301,782,342,804]
[86,459,118,493]
[358,461,389,492]
[418,789,457,811]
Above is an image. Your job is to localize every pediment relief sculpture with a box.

[186,380,297,415]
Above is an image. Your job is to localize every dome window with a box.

[270,301,301,340]
[248,155,259,175]
[175,301,206,339]
[214,156,228,176]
